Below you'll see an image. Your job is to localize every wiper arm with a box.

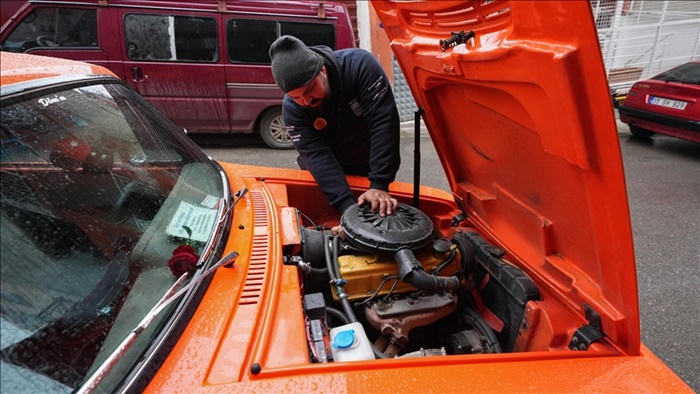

[219,187,248,225]
[77,250,239,394]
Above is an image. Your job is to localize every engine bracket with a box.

[374,293,455,317]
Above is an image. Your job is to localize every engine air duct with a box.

[341,203,459,293]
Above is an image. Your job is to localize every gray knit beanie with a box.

[269,35,324,93]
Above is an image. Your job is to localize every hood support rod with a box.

[413,108,425,208]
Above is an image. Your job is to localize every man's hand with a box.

[330,225,346,240]
[357,188,398,217]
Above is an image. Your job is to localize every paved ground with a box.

[196,117,700,390]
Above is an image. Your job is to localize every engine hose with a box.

[307,266,328,277]
[432,248,457,276]
[326,235,389,360]
[331,236,342,281]
[395,248,460,293]
[325,307,350,325]
[323,234,338,282]
[354,275,400,307]
[323,236,333,278]
[321,234,340,280]
[323,235,355,322]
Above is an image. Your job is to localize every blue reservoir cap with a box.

[332,329,355,349]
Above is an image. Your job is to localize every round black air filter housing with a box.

[340,203,436,255]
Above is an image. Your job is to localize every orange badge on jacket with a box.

[314,118,327,130]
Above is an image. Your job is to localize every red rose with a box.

[168,244,200,278]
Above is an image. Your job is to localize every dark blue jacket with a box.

[282,46,400,212]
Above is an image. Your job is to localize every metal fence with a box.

[393,0,700,121]
[592,0,700,91]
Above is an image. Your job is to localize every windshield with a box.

[0,81,227,393]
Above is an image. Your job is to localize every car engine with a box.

[288,203,540,362]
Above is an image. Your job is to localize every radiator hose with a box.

[395,248,460,293]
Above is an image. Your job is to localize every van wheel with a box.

[629,124,654,139]
[260,108,293,149]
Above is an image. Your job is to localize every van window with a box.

[280,21,337,48]
[4,7,97,52]
[124,14,218,62]
[226,19,336,64]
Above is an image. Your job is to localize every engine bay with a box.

[288,202,541,362]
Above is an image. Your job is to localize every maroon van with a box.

[0,0,356,149]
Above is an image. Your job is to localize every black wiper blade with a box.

[218,186,248,225]
[77,250,239,394]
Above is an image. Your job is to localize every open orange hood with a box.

[372,1,639,353]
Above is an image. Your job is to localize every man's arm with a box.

[283,98,357,213]
[347,50,401,215]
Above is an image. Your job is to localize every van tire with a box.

[260,108,293,149]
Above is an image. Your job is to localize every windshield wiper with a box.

[219,187,248,225]
[77,250,239,394]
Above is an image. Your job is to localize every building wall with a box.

[360,2,415,120]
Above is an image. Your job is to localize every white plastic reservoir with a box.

[329,322,374,362]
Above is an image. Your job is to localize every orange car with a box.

[0,1,692,393]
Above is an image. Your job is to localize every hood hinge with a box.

[451,212,467,227]
[568,304,604,350]
[451,196,468,227]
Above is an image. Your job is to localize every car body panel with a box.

[145,165,690,393]
[371,0,639,354]
[150,344,688,393]
[0,1,25,27]
[619,61,700,143]
[0,51,113,86]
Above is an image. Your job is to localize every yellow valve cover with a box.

[334,248,460,301]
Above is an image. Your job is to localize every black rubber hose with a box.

[307,266,328,277]
[324,235,356,323]
[331,236,342,280]
[324,234,338,282]
[395,248,460,293]
[432,248,457,276]
[327,235,389,359]
[325,307,350,325]
[300,227,331,268]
